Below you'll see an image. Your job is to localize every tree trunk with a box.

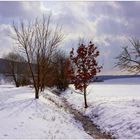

[35,88,39,99]
[13,74,19,87]
[26,50,40,99]
[84,83,88,108]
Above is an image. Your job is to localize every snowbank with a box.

[62,77,140,139]
[0,84,91,139]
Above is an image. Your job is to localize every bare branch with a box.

[115,38,140,74]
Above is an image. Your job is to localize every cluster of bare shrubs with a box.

[47,50,69,91]
[3,52,31,87]
[4,49,69,90]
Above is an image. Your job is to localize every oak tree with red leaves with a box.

[69,41,101,108]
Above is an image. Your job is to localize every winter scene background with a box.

[0,1,140,139]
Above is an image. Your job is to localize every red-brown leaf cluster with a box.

[68,41,101,91]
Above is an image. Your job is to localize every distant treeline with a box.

[0,58,35,75]
[91,75,140,82]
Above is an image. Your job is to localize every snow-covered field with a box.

[0,84,91,139]
[62,77,140,139]
[1,77,140,139]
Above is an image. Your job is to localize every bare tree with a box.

[12,15,64,99]
[4,52,26,87]
[115,38,140,74]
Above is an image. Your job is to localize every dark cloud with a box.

[88,2,140,21]
[86,1,140,43]
[0,2,24,17]
[116,2,140,19]
[0,1,42,19]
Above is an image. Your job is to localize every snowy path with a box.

[0,85,92,139]
[43,89,112,139]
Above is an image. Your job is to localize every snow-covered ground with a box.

[0,84,92,139]
[1,77,140,139]
[61,77,140,139]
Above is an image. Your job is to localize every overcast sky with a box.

[0,1,140,75]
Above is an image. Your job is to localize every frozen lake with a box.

[69,77,140,98]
